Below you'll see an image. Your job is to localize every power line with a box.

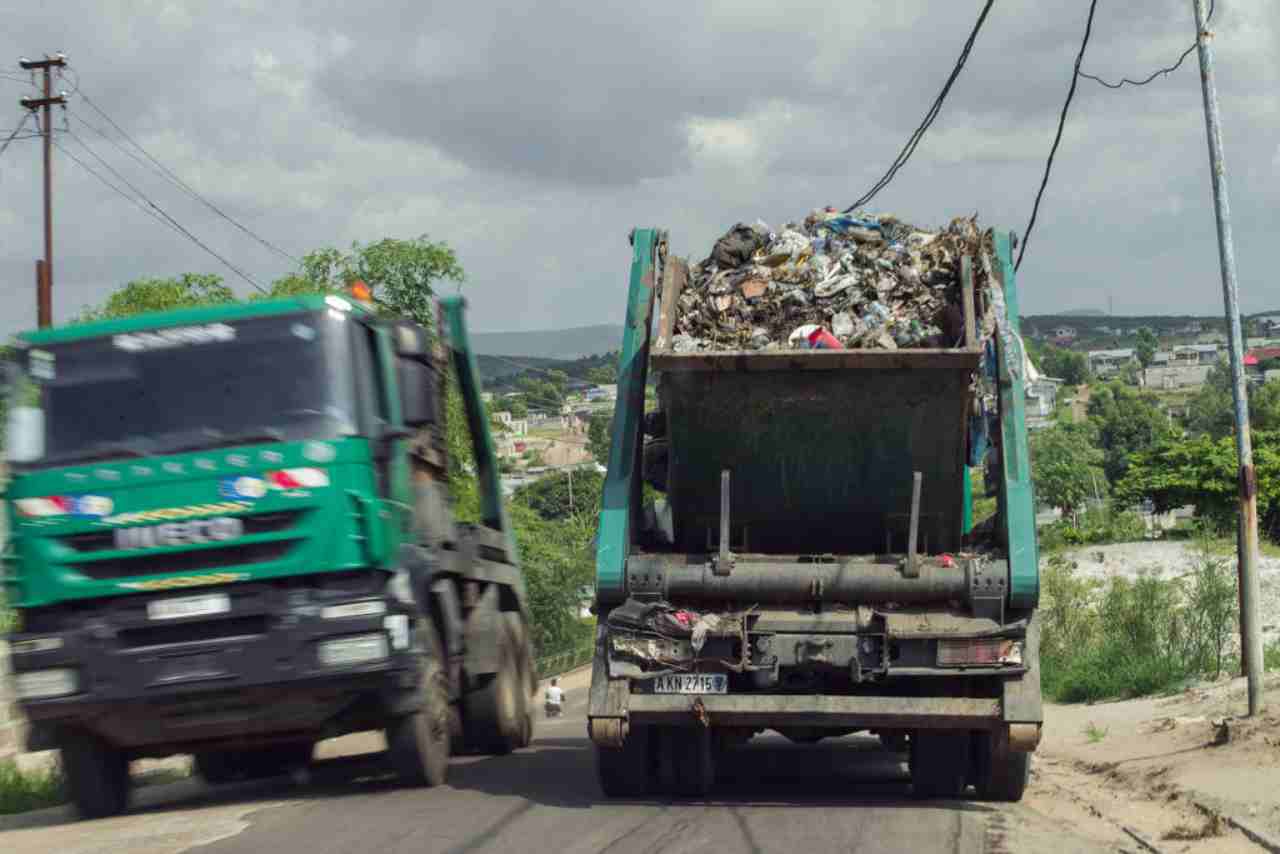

[1014,0,1100,273]
[843,0,997,212]
[1079,0,1214,89]
[75,89,298,264]
[0,112,32,158]
[57,130,268,293]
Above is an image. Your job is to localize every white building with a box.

[1088,348,1136,376]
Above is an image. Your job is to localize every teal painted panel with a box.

[595,229,659,605]
[441,296,517,564]
[993,231,1040,608]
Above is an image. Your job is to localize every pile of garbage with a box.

[671,208,996,352]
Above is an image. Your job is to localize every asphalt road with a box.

[0,672,1104,854]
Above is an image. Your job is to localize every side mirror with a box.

[6,405,45,463]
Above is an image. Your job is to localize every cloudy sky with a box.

[0,0,1276,338]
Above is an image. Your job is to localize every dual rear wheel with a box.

[596,724,715,799]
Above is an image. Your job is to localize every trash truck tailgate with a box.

[652,348,981,554]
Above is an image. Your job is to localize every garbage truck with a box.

[2,291,536,818]
[588,227,1041,800]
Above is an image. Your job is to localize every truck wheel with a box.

[656,726,714,798]
[910,731,969,799]
[387,626,451,787]
[972,730,1030,802]
[463,625,524,755]
[61,731,130,819]
[596,725,652,798]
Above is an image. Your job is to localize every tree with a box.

[1086,382,1177,484]
[495,396,529,420]
[1030,421,1106,516]
[1040,345,1091,386]
[1135,328,1159,369]
[1185,363,1280,439]
[586,365,616,385]
[263,236,463,328]
[1117,430,1280,537]
[513,469,604,520]
[517,376,564,411]
[587,410,613,468]
[79,273,234,321]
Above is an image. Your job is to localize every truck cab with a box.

[2,293,534,818]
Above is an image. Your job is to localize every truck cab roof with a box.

[17,294,376,347]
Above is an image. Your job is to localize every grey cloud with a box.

[1,0,1278,342]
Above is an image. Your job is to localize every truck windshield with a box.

[5,310,358,468]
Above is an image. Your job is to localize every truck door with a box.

[353,321,411,565]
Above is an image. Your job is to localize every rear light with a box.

[266,468,329,490]
[936,638,1023,667]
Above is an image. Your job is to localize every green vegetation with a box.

[1037,504,1146,551]
[587,411,613,468]
[1030,421,1105,516]
[0,760,65,815]
[1083,722,1108,743]
[1040,548,1239,703]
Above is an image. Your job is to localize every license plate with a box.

[653,674,728,694]
[147,593,231,621]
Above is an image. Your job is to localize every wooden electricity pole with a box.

[19,53,67,329]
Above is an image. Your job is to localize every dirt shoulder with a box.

[1019,673,1280,853]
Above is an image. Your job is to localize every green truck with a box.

[2,292,535,818]
[588,229,1042,800]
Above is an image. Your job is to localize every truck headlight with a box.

[320,600,387,620]
[10,636,64,655]
[318,633,389,667]
[14,667,79,699]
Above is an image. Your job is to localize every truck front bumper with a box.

[7,581,423,753]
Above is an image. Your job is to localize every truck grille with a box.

[73,540,296,580]
[118,615,271,649]
[62,511,305,554]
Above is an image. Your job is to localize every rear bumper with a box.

[7,586,421,753]
[627,693,1001,729]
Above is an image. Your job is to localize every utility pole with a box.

[19,53,67,329]
[1191,0,1263,716]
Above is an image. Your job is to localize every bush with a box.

[1038,504,1147,551]
[0,760,65,815]
[1041,549,1238,702]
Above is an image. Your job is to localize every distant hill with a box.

[476,355,569,383]
[1058,308,1107,317]
[470,324,623,360]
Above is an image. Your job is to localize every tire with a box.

[387,625,451,787]
[972,730,1030,802]
[463,624,524,755]
[655,726,714,798]
[910,730,970,799]
[61,731,130,820]
[597,725,652,798]
[516,710,534,749]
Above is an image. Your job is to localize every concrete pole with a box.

[1191,0,1263,716]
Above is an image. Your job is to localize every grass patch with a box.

[0,759,65,815]
[1041,546,1238,703]
[1266,640,1280,672]
[1083,722,1108,743]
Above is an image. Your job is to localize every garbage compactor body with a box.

[589,228,1042,802]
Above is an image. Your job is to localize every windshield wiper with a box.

[165,426,287,454]
[47,440,151,466]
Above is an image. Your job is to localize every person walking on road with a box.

[545,678,564,718]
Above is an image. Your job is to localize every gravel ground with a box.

[1058,540,1280,645]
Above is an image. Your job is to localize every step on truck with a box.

[2,291,536,818]
[589,229,1042,800]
